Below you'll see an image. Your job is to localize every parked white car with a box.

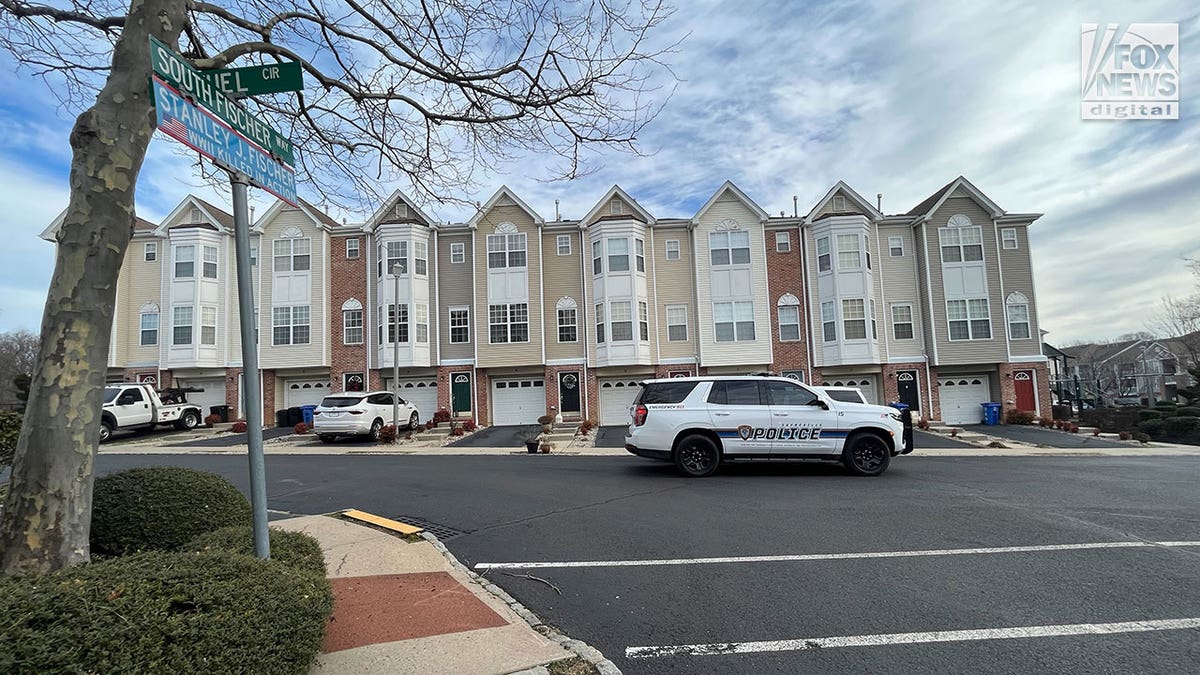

[312,391,420,442]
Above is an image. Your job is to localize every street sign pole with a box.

[231,173,270,559]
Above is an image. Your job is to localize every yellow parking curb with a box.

[340,508,425,536]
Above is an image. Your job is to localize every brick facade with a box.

[766,225,809,377]
[998,362,1053,419]
[543,365,586,421]
[436,366,477,422]
[330,234,369,394]
[880,362,937,421]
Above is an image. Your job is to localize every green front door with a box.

[451,372,472,415]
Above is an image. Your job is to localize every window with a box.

[595,303,605,343]
[940,225,983,262]
[450,242,465,264]
[708,380,764,406]
[449,307,470,343]
[836,234,861,270]
[140,312,158,346]
[775,231,791,253]
[558,307,578,342]
[892,304,914,340]
[842,299,867,339]
[714,301,755,341]
[173,306,192,345]
[189,207,202,222]
[1007,294,1030,339]
[1001,228,1018,250]
[710,231,750,266]
[200,306,217,345]
[384,240,408,275]
[817,237,831,273]
[766,380,817,406]
[948,299,991,340]
[343,308,363,344]
[608,238,630,272]
[639,301,649,340]
[821,301,836,342]
[888,236,904,257]
[488,303,528,343]
[274,238,311,272]
[870,299,877,339]
[487,233,526,269]
[250,244,258,267]
[414,241,428,276]
[833,195,846,212]
[667,305,688,341]
[557,234,571,256]
[611,301,633,341]
[346,238,360,259]
[778,302,800,341]
[378,304,409,343]
[635,238,645,272]
[144,242,157,262]
[174,245,194,278]
[591,240,603,275]
[665,240,680,260]
[202,245,218,279]
[273,305,311,345]
[415,303,429,343]
[610,198,623,215]
[344,373,365,392]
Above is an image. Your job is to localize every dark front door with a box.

[897,370,920,412]
[559,372,581,415]
[451,372,472,415]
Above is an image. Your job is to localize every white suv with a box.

[624,376,912,477]
[312,391,420,442]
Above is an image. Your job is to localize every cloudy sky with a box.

[1,0,1197,345]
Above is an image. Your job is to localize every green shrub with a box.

[1154,400,1177,409]
[0,550,331,675]
[1139,419,1165,438]
[1004,410,1035,425]
[1162,416,1200,440]
[0,410,20,467]
[1138,409,1163,423]
[1172,406,1200,418]
[91,467,251,556]
[185,526,327,578]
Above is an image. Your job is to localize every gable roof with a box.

[153,194,235,236]
[39,210,157,241]
[579,185,655,227]
[906,176,1004,218]
[251,198,342,233]
[363,189,439,231]
[692,180,770,224]
[467,185,544,228]
[806,181,883,221]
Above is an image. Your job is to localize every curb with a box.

[419,531,622,675]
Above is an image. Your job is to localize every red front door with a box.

[1014,370,1036,411]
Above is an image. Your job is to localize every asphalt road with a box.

[93,453,1200,674]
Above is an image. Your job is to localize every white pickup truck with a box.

[99,383,206,442]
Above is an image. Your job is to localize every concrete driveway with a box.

[595,426,628,448]
[964,424,1130,449]
[171,426,295,447]
[447,424,540,448]
[913,430,976,449]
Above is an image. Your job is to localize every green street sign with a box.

[201,61,304,98]
[149,35,295,166]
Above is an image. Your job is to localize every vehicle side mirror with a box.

[807,398,829,410]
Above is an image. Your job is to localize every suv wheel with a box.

[408,411,419,430]
[842,433,891,476]
[674,434,721,477]
[369,418,384,441]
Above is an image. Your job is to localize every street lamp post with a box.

[392,263,402,429]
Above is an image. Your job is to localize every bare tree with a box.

[0,0,676,575]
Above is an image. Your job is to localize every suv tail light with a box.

[312,410,321,416]
[633,404,649,426]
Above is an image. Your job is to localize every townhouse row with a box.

[43,176,1053,427]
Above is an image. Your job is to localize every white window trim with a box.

[172,305,193,345]
[609,300,634,342]
[449,306,470,344]
[891,303,915,340]
[842,298,867,341]
[343,308,364,345]
[488,303,529,343]
[414,241,428,277]
[273,305,312,346]
[1001,227,1018,250]
[202,245,218,279]
[666,304,688,342]
[709,230,751,267]
[821,300,836,342]
[274,238,312,273]
[557,234,572,256]
[775,231,791,253]
[557,306,578,343]
[144,242,157,262]
[939,224,984,264]
[777,304,801,341]
[345,238,360,259]
[174,245,195,279]
[836,234,862,271]
[713,300,755,342]
[888,235,904,257]
[487,233,527,270]
[1006,295,1031,340]
[946,298,992,341]
[450,242,466,264]
[665,239,680,260]
[816,236,831,274]
[139,311,159,346]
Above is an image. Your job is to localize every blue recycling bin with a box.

[888,402,910,412]
[300,404,317,426]
[981,402,1002,425]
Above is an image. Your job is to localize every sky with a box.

[1,0,1197,345]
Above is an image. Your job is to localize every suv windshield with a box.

[636,381,697,405]
[825,389,864,403]
[320,396,365,408]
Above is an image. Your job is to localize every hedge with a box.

[0,550,331,674]
[91,467,251,556]
[1138,409,1163,423]
[1173,406,1200,418]
[1138,416,1200,446]
[185,526,327,578]
[0,410,20,468]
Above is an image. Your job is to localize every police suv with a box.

[624,375,912,477]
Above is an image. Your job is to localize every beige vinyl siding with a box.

[259,208,329,369]
[997,224,1042,356]
[804,224,828,365]
[814,189,866,218]
[875,224,924,357]
[474,203,543,367]
[124,236,165,366]
[655,226,696,359]
[542,229,585,360]
[695,193,773,367]
[224,234,259,363]
[914,222,937,353]
[438,232,474,360]
[926,194,1007,365]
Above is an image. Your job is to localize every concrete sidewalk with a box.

[274,514,618,675]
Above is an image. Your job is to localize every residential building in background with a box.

[44,176,1052,426]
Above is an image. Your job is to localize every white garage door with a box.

[177,378,226,417]
[393,379,438,422]
[285,379,331,408]
[938,376,990,425]
[599,380,642,426]
[491,378,545,425]
[827,377,877,404]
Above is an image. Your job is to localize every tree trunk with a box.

[0,0,187,576]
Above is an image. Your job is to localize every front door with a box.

[1014,370,1036,411]
[706,380,774,456]
[451,372,472,416]
[559,372,581,415]
[897,370,920,412]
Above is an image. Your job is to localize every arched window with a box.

[777,294,801,341]
[139,302,160,347]
[342,298,364,344]
[1006,292,1031,339]
[557,297,578,343]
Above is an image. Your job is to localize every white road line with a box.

[625,617,1200,658]
[474,540,1200,570]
